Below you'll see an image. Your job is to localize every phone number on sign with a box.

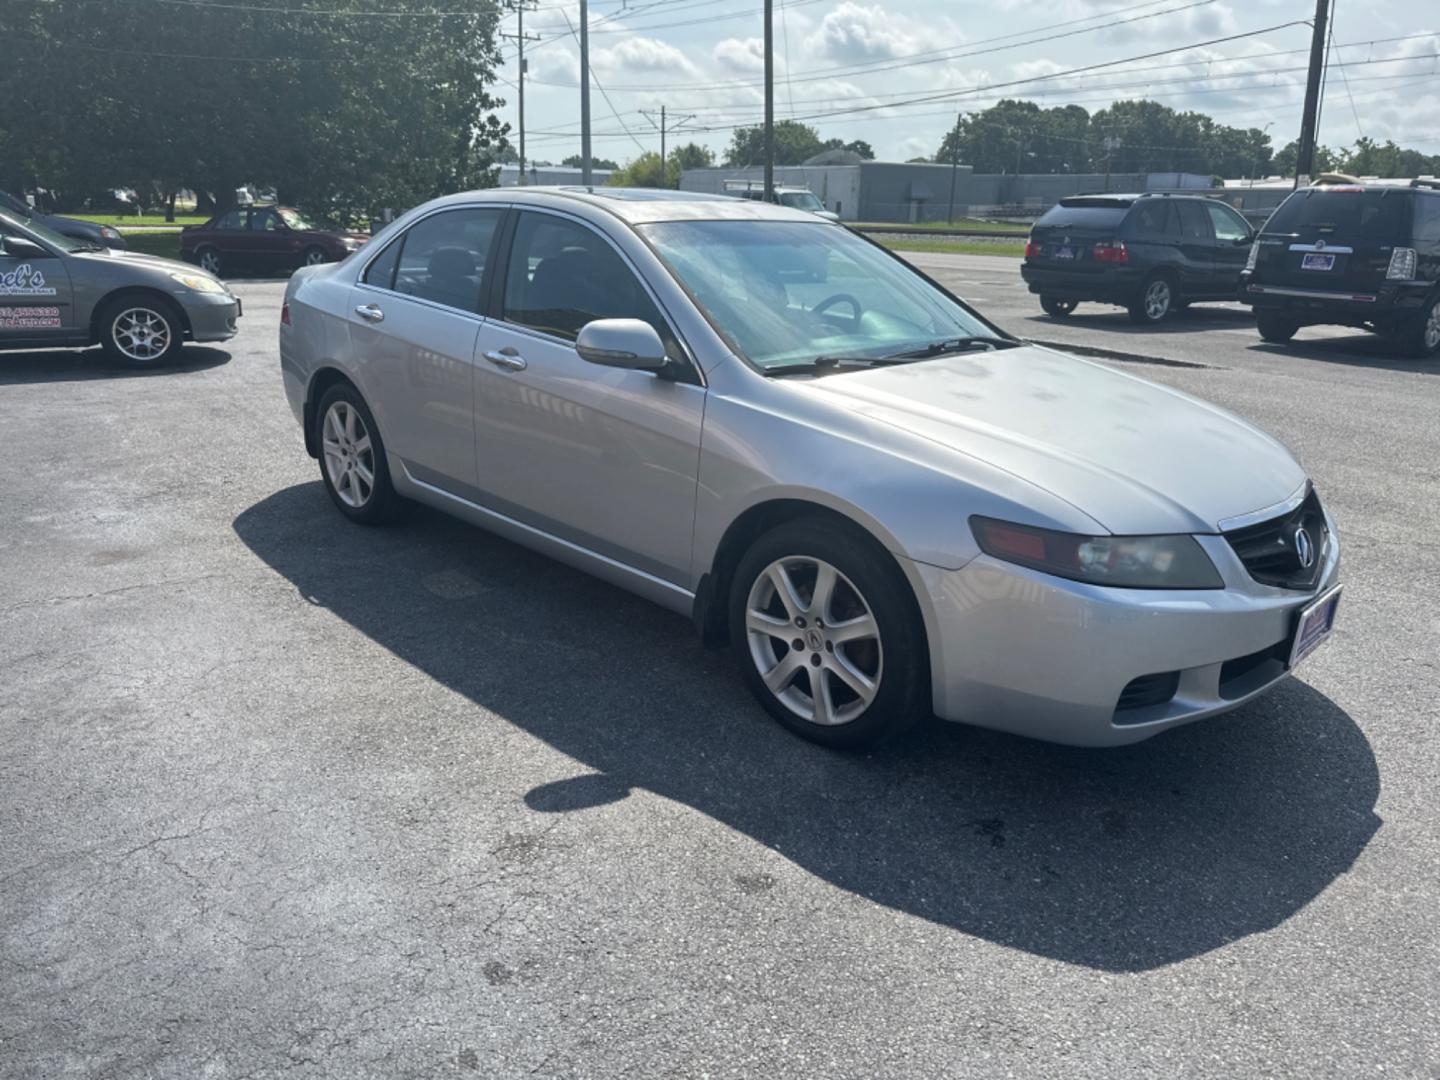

[0,306,61,330]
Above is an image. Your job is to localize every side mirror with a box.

[575,318,667,371]
[2,236,48,258]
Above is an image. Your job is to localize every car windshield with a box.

[1,211,91,253]
[0,190,32,216]
[638,220,1002,371]
[779,191,824,212]
[279,207,318,231]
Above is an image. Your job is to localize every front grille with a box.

[1224,489,1328,590]
[1116,671,1180,714]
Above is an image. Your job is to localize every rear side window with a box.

[1413,194,1440,247]
[1264,189,1413,239]
[391,207,502,313]
[1035,203,1129,230]
[1128,201,1177,237]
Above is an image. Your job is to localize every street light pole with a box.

[1294,0,1332,187]
[763,0,774,201]
[580,0,592,186]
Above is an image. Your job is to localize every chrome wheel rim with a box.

[745,556,882,727]
[199,250,221,275]
[1425,303,1440,351]
[112,307,171,361]
[305,249,328,266]
[321,401,375,508]
[1144,280,1171,320]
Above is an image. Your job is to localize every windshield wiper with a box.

[69,241,107,253]
[884,336,1019,360]
[763,354,912,377]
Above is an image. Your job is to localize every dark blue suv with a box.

[1020,193,1255,324]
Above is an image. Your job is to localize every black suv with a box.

[1020,193,1255,324]
[1240,180,1440,358]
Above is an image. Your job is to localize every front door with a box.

[248,207,300,268]
[1204,201,1254,297]
[344,205,504,492]
[0,224,74,344]
[470,209,705,586]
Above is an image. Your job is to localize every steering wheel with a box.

[811,292,863,322]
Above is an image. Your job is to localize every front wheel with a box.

[303,246,330,268]
[728,519,928,749]
[97,296,184,367]
[315,383,403,524]
[1040,296,1078,318]
[196,246,223,277]
[1128,275,1176,324]
[1256,313,1299,344]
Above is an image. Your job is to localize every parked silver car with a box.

[279,188,1341,748]
[0,209,240,365]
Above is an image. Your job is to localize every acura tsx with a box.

[277,188,1341,749]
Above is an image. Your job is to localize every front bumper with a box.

[178,290,241,342]
[910,511,1341,747]
[1020,262,1144,302]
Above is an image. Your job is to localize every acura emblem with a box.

[1293,527,1315,569]
[1314,239,1326,250]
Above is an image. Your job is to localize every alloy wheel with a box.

[321,400,375,508]
[1144,279,1172,321]
[305,249,329,266]
[111,307,172,362]
[1426,302,1440,352]
[198,250,221,275]
[745,556,883,727]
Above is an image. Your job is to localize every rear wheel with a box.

[728,518,928,749]
[1040,296,1078,318]
[303,246,330,268]
[1256,312,1299,344]
[196,246,223,277]
[1393,295,1440,358]
[315,383,403,524]
[1128,274,1176,324]
[97,296,184,367]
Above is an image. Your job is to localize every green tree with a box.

[726,121,824,166]
[820,138,875,159]
[936,101,1091,173]
[561,154,621,170]
[1273,140,1338,177]
[607,143,714,188]
[669,142,715,172]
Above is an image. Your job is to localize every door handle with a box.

[354,303,384,322]
[484,348,527,371]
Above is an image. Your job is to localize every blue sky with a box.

[503,0,1440,168]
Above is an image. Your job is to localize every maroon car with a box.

[180,205,368,277]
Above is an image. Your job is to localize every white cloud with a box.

[713,37,766,73]
[593,36,701,76]
[806,2,924,65]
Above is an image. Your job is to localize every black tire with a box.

[1128,273,1177,324]
[96,294,185,368]
[1392,295,1440,359]
[302,246,330,268]
[314,382,403,524]
[1256,312,1299,344]
[1040,296,1079,318]
[728,517,929,750]
[195,246,223,278]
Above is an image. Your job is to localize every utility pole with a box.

[641,107,696,188]
[501,1,539,185]
[1102,135,1121,193]
[946,112,962,224]
[763,0,774,200]
[580,0,592,186]
[1294,0,1331,187]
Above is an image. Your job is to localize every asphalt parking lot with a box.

[2,260,1438,1078]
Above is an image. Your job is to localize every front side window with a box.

[780,192,824,212]
[502,212,674,350]
[279,208,317,231]
[249,208,281,232]
[1204,202,1250,242]
[639,219,1001,372]
[391,207,501,313]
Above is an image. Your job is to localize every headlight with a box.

[341,237,363,250]
[168,271,226,294]
[100,226,121,240]
[971,516,1223,589]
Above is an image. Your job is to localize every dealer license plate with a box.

[1289,585,1342,668]
[1054,245,1076,260]
[1301,253,1336,271]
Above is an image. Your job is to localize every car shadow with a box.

[1030,303,1258,336]
[233,483,1381,973]
[0,345,231,385]
[1251,336,1440,374]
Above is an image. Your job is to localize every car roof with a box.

[424,186,832,226]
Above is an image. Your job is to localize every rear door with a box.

[1202,201,1254,297]
[1252,187,1413,295]
[248,207,300,268]
[1027,199,1131,276]
[208,207,250,264]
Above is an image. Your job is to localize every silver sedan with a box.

[278,188,1341,749]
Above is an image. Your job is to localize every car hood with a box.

[74,247,214,277]
[801,344,1306,535]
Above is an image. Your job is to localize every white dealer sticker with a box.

[0,264,58,297]
[0,305,61,330]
